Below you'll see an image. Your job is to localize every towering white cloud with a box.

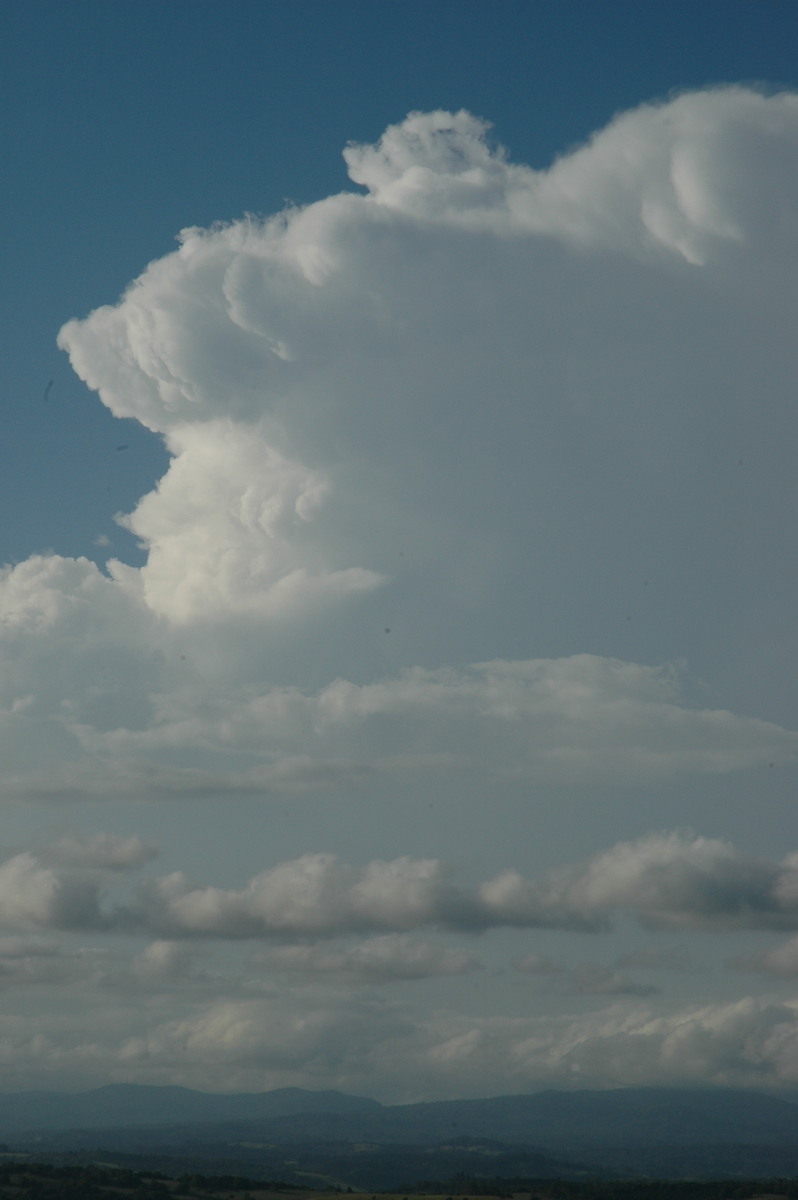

[345,91,798,261]
[1,87,797,1095]
[55,87,798,655]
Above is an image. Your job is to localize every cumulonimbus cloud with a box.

[0,87,792,805]
[2,88,798,1096]
[55,87,798,638]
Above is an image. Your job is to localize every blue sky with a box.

[2,0,798,1099]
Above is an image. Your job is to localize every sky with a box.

[2,0,798,1102]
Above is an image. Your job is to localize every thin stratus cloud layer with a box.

[1,632,793,801]
[3,86,798,1097]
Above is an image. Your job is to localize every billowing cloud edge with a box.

[6,831,798,939]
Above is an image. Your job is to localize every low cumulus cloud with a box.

[480,832,787,932]
[0,989,796,1098]
[0,853,104,932]
[1,832,795,940]
[423,996,798,1098]
[132,854,477,938]
[134,834,798,938]
[0,836,795,1093]
[130,940,209,984]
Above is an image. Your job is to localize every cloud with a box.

[513,953,566,974]
[37,833,158,871]
[0,988,795,1099]
[6,833,798,941]
[132,854,479,938]
[513,955,661,996]
[0,854,104,932]
[0,835,150,936]
[251,934,480,983]
[0,86,793,809]
[486,996,798,1095]
[117,834,798,940]
[343,92,798,263]
[615,945,696,971]
[9,549,786,799]
[112,420,385,623]
[0,936,61,958]
[3,88,798,1095]
[131,940,207,983]
[284,657,797,783]
[480,832,785,932]
[732,935,798,978]
[111,993,414,1089]
[1,633,793,800]
[0,937,70,988]
[55,86,798,659]
[566,965,659,997]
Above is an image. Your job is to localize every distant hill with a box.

[6,1084,798,1182]
[375,1086,798,1148]
[53,1084,792,1149]
[0,1084,378,1133]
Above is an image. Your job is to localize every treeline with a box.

[0,1160,300,1199]
[407,1176,798,1199]
[0,1161,170,1200]
[5,1161,798,1200]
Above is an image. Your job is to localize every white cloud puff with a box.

[111,420,384,623]
[7,831,798,944]
[118,835,798,939]
[6,832,798,940]
[480,832,783,932]
[133,854,475,938]
[0,854,102,931]
[345,91,798,262]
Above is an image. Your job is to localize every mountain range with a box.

[6,1084,798,1185]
